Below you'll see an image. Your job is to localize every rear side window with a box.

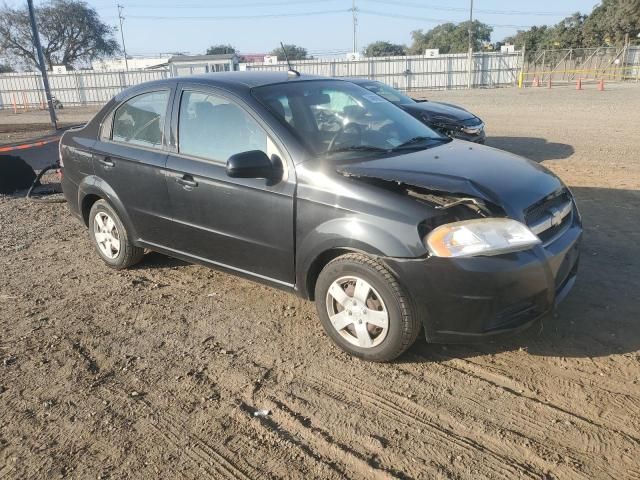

[178,90,267,162]
[112,91,169,149]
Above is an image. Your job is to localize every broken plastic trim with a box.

[433,197,492,216]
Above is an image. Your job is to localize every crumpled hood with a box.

[402,101,476,123]
[337,140,563,218]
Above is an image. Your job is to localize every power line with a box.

[358,9,534,28]
[111,0,335,8]
[361,0,574,17]
[101,0,576,17]
[125,9,351,20]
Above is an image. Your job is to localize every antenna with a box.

[280,42,300,78]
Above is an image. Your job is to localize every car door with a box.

[92,89,174,244]
[163,85,295,285]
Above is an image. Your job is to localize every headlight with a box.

[426,218,540,258]
[461,123,484,135]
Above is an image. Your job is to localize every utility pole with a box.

[467,0,474,89]
[351,0,358,54]
[27,0,57,129]
[117,4,129,71]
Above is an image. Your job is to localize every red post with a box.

[547,78,552,89]
[576,78,582,90]
[598,79,605,91]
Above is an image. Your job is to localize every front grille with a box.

[525,189,573,245]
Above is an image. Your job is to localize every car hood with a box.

[336,140,563,218]
[402,101,476,123]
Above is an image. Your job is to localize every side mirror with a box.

[226,150,279,180]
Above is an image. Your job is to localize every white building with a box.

[168,54,239,76]
[92,54,172,71]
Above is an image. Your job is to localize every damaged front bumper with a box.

[383,221,582,343]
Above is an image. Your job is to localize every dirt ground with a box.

[1,83,640,479]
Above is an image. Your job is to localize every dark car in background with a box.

[60,72,580,362]
[348,78,486,143]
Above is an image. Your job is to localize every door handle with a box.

[97,156,115,168]
[176,174,198,188]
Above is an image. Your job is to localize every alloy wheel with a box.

[93,211,121,259]
[325,275,389,348]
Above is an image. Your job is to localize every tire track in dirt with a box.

[98,381,255,480]
[306,371,541,479]
[453,353,640,428]
[266,396,408,480]
[404,356,637,477]
[278,389,463,480]
[429,354,640,447]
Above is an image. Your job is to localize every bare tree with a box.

[0,0,120,70]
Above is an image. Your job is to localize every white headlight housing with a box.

[426,218,540,258]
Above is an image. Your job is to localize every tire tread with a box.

[319,252,421,361]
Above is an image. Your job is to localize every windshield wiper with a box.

[392,136,449,151]
[324,145,390,156]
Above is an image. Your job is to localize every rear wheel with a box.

[315,253,420,362]
[88,200,144,269]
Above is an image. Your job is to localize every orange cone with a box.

[598,79,605,91]
[576,78,582,90]
[533,76,539,87]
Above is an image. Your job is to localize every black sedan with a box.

[60,72,580,362]
[348,78,486,143]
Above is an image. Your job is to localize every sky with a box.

[22,0,601,57]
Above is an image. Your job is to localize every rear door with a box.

[91,89,174,243]
[163,84,295,285]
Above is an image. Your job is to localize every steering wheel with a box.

[327,122,363,152]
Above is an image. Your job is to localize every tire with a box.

[314,253,421,362]
[88,199,144,269]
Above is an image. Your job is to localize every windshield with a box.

[358,81,416,105]
[253,80,445,159]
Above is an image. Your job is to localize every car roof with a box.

[115,72,352,102]
[344,77,378,85]
[184,71,331,88]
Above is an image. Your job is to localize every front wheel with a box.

[314,253,421,362]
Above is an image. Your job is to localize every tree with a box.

[269,44,309,61]
[503,25,552,52]
[363,41,406,57]
[0,64,14,73]
[206,44,238,55]
[503,0,640,50]
[0,0,119,70]
[584,0,640,46]
[409,21,493,54]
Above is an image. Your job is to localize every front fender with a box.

[296,216,424,298]
[77,175,139,241]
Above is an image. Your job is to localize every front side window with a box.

[112,90,169,149]
[178,90,267,162]
[254,80,445,160]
